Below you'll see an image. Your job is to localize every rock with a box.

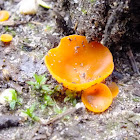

[0,115,23,129]
[19,0,38,15]
[0,88,16,105]
[128,115,140,126]
[63,126,80,137]
[133,107,140,113]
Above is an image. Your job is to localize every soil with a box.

[0,0,140,140]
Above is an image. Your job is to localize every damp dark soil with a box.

[0,0,140,140]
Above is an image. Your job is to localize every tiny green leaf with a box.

[64,96,70,102]
[23,104,40,122]
[42,85,50,91]
[27,81,35,85]
[30,104,36,113]
[72,99,77,106]
[38,0,51,9]
[10,100,16,110]
[44,95,55,106]
[41,104,46,110]
[34,74,47,85]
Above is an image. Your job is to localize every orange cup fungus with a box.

[81,83,113,113]
[44,35,119,113]
[108,82,119,98]
[45,35,114,91]
[0,10,10,22]
[0,34,13,43]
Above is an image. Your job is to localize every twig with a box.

[30,21,43,25]
[41,103,85,125]
[0,20,43,26]
[0,20,28,26]
[42,108,76,125]
[74,21,78,31]
[127,48,140,74]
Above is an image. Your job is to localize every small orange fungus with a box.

[45,35,114,91]
[0,10,10,22]
[81,83,113,113]
[0,34,13,43]
[108,82,119,98]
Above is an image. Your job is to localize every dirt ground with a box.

[0,0,140,140]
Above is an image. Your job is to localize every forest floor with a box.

[0,0,140,140]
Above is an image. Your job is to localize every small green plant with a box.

[53,104,70,120]
[27,74,59,110]
[27,73,59,95]
[64,89,77,106]
[23,104,39,122]
[27,74,76,116]
[41,84,55,94]
[11,31,16,37]
[53,104,66,114]
[4,26,10,32]
[4,26,16,37]
[43,94,55,106]
[27,74,47,90]
[4,89,22,110]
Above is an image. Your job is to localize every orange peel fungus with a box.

[0,10,10,22]
[81,83,113,113]
[0,34,13,43]
[45,35,114,91]
[108,82,119,98]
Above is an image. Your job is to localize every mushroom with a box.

[108,82,119,98]
[81,83,113,113]
[0,10,10,22]
[0,88,16,105]
[45,35,114,91]
[0,34,13,43]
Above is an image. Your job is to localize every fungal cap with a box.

[45,35,114,91]
[0,10,10,22]
[81,83,113,113]
[0,34,13,43]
